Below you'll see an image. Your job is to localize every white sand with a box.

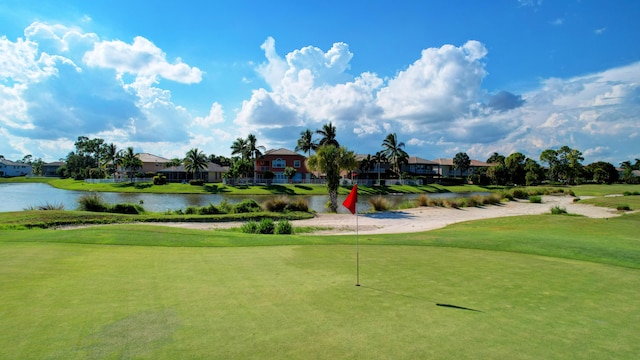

[151,195,625,235]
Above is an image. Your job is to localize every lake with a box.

[0,183,488,214]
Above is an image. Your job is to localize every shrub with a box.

[263,196,289,212]
[233,199,262,213]
[199,203,221,215]
[551,206,568,215]
[24,202,65,211]
[511,188,528,199]
[217,200,233,213]
[416,195,429,207]
[369,196,391,211]
[286,199,309,212]
[258,218,275,234]
[463,196,483,207]
[241,221,259,234]
[110,203,144,214]
[78,194,109,212]
[483,193,503,205]
[623,191,640,196]
[153,175,167,185]
[275,220,293,234]
[616,204,631,211]
[189,179,204,186]
[529,195,542,203]
[185,206,199,215]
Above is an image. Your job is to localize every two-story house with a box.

[0,159,32,177]
[255,148,310,183]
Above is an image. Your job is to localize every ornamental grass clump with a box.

[258,218,275,234]
[274,219,293,234]
[551,205,568,215]
[529,195,542,203]
[78,194,109,212]
[368,196,391,212]
[233,199,262,213]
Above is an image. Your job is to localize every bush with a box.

[258,218,275,234]
[24,202,65,211]
[153,175,167,185]
[263,196,289,212]
[184,206,198,215]
[511,188,528,199]
[368,196,390,211]
[78,194,109,212]
[529,195,542,203]
[217,200,233,213]
[275,220,293,234]
[416,195,429,207]
[286,199,309,212]
[110,203,144,214]
[233,199,262,213]
[616,204,631,211]
[623,191,640,196]
[189,179,204,186]
[551,206,568,215]
[241,221,259,234]
[199,203,221,215]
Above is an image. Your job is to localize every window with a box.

[272,158,286,168]
[294,160,301,168]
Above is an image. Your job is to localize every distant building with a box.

[255,148,310,183]
[158,162,228,183]
[432,158,494,177]
[0,159,32,177]
[41,161,65,177]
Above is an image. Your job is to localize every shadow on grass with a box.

[264,185,296,194]
[295,185,312,191]
[360,286,483,313]
[203,184,232,194]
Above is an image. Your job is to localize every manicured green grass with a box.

[578,194,640,211]
[571,183,640,196]
[1,239,638,359]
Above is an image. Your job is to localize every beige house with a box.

[159,163,228,183]
[432,158,494,177]
[137,153,171,174]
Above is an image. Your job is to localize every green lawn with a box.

[1,211,639,359]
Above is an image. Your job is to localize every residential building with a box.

[432,158,494,177]
[403,156,439,178]
[0,159,32,177]
[41,161,65,177]
[159,162,228,183]
[255,148,310,183]
[137,153,171,174]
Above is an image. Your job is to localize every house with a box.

[158,162,228,183]
[41,161,65,177]
[255,148,310,183]
[137,153,171,174]
[432,158,494,177]
[0,159,32,177]
[403,156,439,178]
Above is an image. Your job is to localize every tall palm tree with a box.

[359,154,374,180]
[230,137,249,160]
[184,148,209,181]
[120,147,142,182]
[101,143,119,178]
[295,129,318,157]
[246,134,266,184]
[372,151,388,184]
[306,145,357,212]
[316,122,339,147]
[381,133,408,180]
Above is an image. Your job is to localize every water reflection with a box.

[1,183,488,214]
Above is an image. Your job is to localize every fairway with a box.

[1,241,638,359]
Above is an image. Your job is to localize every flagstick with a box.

[356,205,360,286]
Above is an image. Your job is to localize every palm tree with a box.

[306,145,357,212]
[381,133,408,180]
[230,137,249,160]
[120,147,142,182]
[184,148,208,181]
[101,143,119,178]
[295,129,318,157]
[316,122,339,147]
[246,134,266,184]
[372,151,388,185]
[453,152,471,178]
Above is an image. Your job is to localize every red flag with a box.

[342,184,358,214]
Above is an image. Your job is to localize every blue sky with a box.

[1,0,639,165]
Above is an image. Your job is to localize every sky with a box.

[1,0,639,165]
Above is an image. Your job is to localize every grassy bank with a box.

[1,211,639,358]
